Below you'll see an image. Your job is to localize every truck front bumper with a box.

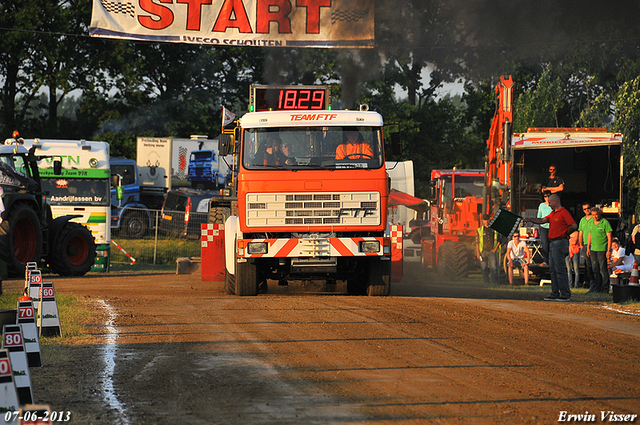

[237,236,390,258]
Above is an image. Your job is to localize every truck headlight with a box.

[359,241,380,253]
[247,242,268,255]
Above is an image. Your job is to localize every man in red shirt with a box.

[524,194,577,301]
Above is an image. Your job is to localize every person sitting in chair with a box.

[507,232,531,285]
[335,130,373,159]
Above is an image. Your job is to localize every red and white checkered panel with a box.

[201,223,225,282]
[201,223,224,248]
[390,224,403,250]
[390,224,403,283]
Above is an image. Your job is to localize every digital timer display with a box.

[250,85,331,112]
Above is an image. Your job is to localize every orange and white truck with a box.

[220,85,393,296]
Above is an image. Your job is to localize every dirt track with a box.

[4,267,640,424]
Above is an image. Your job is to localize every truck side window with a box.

[111,164,136,186]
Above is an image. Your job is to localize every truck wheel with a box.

[366,258,390,296]
[0,203,43,277]
[347,270,367,295]
[224,269,236,295]
[122,211,148,238]
[208,207,227,224]
[48,222,97,276]
[236,259,259,296]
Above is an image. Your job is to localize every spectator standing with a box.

[631,214,640,266]
[506,232,530,285]
[578,202,594,289]
[476,214,500,285]
[537,192,552,265]
[566,231,580,288]
[524,194,577,301]
[541,164,564,195]
[587,207,612,293]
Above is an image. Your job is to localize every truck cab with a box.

[224,100,392,296]
[188,149,230,189]
[110,157,157,238]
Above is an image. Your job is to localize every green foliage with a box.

[513,66,564,131]
[614,77,640,215]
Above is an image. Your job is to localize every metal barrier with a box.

[110,208,206,267]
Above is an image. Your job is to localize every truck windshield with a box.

[442,175,485,199]
[42,178,111,206]
[242,126,384,170]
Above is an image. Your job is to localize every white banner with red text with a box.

[90,0,374,48]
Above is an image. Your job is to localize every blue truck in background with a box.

[187,139,233,189]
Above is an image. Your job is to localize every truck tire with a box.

[347,268,367,295]
[236,259,259,296]
[438,242,470,279]
[48,222,97,276]
[224,269,236,295]
[0,203,43,277]
[366,258,391,296]
[208,207,227,224]
[121,211,148,238]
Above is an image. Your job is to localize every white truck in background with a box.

[20,138,108,273]
[386,160,416,230]
[386,160,429,264]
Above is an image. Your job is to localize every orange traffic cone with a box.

[630,260,639,286]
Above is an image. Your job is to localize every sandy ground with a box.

[3,266,640,425]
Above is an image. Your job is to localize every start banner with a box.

[90,0,374,48]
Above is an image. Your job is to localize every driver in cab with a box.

[335,130,373,159]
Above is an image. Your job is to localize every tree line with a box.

[2,0,640,214]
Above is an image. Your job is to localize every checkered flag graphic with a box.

[331,8,370,24]
[100,0,135,18]
[178,146,188,179]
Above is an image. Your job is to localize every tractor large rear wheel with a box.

[48,222,97,276]
[438,242,470,280]
[0,203,43,277]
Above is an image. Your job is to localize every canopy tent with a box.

[388,189,428,212]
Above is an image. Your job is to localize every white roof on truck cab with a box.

[239,110,384,128]
[513,129,622,149]
[0,143,28,155]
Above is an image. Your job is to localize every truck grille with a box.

[246,192,381,227]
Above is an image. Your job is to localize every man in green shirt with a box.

[577,202,594,289]
[586,207,612,293]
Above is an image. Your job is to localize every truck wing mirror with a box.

[429,179,437,201]
[219,134,233,156]
[53,159,62,175]
[390,133,402,157]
